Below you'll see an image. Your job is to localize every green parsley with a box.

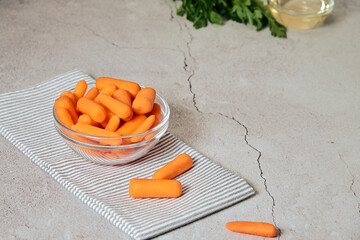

[176,0,286,38]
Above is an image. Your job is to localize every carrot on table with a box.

[96,93,133,120]
[84,87,99,100]
[113,89,132,106]
[105,115,121,132]
[55,96,78,123]
[101,84,118,96]
[225,221,277,238]
[73,80,87,101]
[129,179,182,198]
[60,91,76,105]
[152,153,193,180]
[130,115,155,142]
[55,107,74,128]
[77,97,107,123]
[116,114,147,136]
[96,77,140,98]
[132,87,156,115]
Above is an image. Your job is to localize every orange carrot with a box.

[130,115,155,142]
[78,114,100,127]
[96,77,140,98]
[55,107,74,128]
[225,221,277,238]
[71,123,122,145]
[76,97,107,123]
[73,80,87,101]
[116,114,147,136]
[55,96,78,123]
[132,87,156,115]
[96,93,133,120]
[112,89,132,106]
[129,179,182,198]
[105,115,121,132]
[152,153,193,180]
[101,84,118,96]
[84,87,99,100]
[60,91,76,105]
[147,103,161,120]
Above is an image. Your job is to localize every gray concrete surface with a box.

[1,0,359,239]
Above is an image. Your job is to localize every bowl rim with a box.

[268,0,335,17]
[53,84,170,149]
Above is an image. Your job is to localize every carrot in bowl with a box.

[132,87,156,115]
[130,115,155,143]
[55,96,78,123]
[96,93,133,120]
[84,87,99,100]
[96,77,140,98]
[225,221,277,238]
[73,80,87,101]
[77,97,107,123]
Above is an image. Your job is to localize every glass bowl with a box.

[54,87,170,165]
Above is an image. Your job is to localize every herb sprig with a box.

[176,0,286,38]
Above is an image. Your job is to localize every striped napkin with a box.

[0,70,255,240]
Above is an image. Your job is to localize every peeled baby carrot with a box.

[130,115,155,142]
[96,77,140,98]
[116,114,147,136]
[152,153,193,180]
[73,80,87,101]
[112,89,132,106]
[60,91,76,105]
[55,96,78,123]
[55,107,74,128]
[132,87,156,115]
[147,103,161,120]
[225,221,277,238]
[96,93,133,120]
[129,179,182,198]
[71,123,122,145]
[101,84,118,96]
[105,115,121,132]
[77,97,107,123]
[78,114,101,127]
[84,87,99,100]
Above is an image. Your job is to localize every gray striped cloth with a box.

[0,70,255,240]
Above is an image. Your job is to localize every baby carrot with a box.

[147,103,161,120]
[101,84,118,96]
[78,114,101,127]
[152,153,193,180]
[55,96,78,123]
[225,221,277,238]
[132,87,156,115]
[73,80,88,101]
[84,87,99,100]
[130,115,155,142]
[55,107,74,128]
[60,91,76,105]
[71,123,122,145]
[105,115,121,132]
[76,97,107,123]
[116,114,147,136]
[112,89,132,106]
[96,93,133,120]
[96,77,140,98]
[129,179,182,198]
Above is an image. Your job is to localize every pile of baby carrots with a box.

[55,77,162,147]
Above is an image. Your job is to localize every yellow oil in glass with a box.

[268,0,334,30]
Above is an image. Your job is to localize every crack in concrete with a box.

[218,112,279,233]
[339,154,360,217]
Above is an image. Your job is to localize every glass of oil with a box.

[268,0,335,30]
